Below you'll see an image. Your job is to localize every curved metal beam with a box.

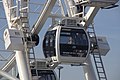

[31,0,57,34]
[0,55,16,79]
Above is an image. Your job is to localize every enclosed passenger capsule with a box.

[43,19,90,64]
[32,69,57,80]
[29,59,57,80]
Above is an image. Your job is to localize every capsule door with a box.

[58,27,90,63]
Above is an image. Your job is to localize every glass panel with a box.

[60,36,70,44]
[43,30,56,58]
[31,69,37,76]
[60,28,89,57]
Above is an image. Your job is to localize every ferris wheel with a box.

[0,0,119,80]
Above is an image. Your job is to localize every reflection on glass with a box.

[60,28,89,57]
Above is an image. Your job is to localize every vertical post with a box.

[15,50,32,80]
[64,0,75,17]
[59,69,60,80]
[19,0,32,79]
[57,66,63,80]
[83,55,97,80]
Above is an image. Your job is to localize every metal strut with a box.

[21,15,36,69]
[19,0,37,79]
[19,0,36,64]
[88,23,107,80]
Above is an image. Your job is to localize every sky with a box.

[0,0,120,80]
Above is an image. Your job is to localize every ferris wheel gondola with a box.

[43,19,90,64]
[32,69,57,80]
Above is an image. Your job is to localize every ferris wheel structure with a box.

[0,0,119,80]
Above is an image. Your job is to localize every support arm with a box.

[83,7,100,29]
[0,55,16,79]
[0,70,19,80]
[31,0,57,34]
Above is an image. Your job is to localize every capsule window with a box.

[60,28,89,57]
[43,30,56,58]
